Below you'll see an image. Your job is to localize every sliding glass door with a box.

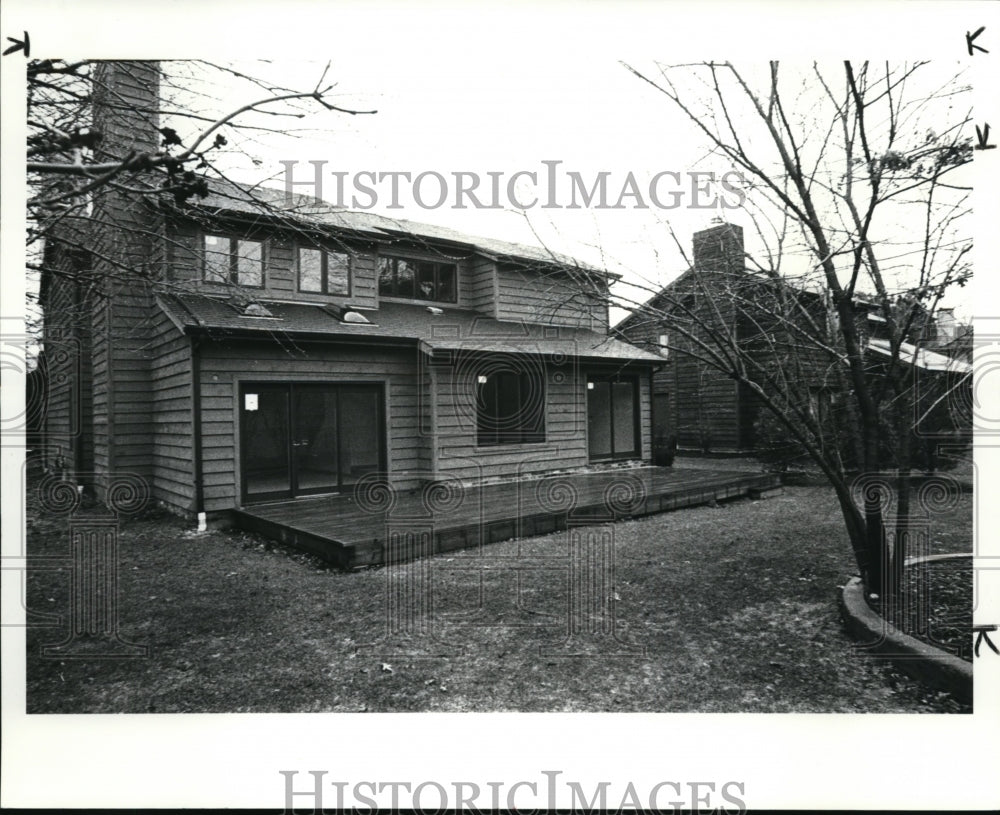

[240,382,383,503]
[587,376,640,461]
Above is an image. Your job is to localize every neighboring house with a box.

[616,221,972,459]
[928,308,974,364]
[39,61,661,524]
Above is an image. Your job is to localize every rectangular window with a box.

[657,332,669,358]
[297,246,351,295]
[378,256,457,303]
[203,235,264,288]
[477,369,545,446]
[236,239,263,287]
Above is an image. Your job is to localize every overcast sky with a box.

[173,54,976,322]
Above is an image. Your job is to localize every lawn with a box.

[24,483,973,713]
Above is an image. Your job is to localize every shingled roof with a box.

[169,178,611,275]
[157,295,662,364]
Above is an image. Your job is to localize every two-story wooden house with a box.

[39,61,662,528]
[616,221,972,464]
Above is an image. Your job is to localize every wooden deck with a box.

[233,466,782,569]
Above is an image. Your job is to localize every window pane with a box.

[243,386,290,498]
[338,388,382,484]
[495,372,522,441]
[612,381,637,455]
[395,260,416,298]
[237,240,263,287]
[588,381,612,458]
[377,257,395,296]
[204,235,230,283]
[477,368,544,445]
[437,264,457,302]
[416,262,436,300]
[294,387,339,493]
[327,251,350,295]
[521,372,545,442]
[299,247,323,292]
[476,374,499,445]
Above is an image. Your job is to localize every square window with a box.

[477,369,545,446]
[298,246,351,295]
[203,235,263,288]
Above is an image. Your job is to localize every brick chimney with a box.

[692,221,744,273]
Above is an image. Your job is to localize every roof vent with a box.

[321,303,373,325]
[242,302,274,318]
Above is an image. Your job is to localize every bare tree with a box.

[28,59,375,333]
[612,61,973,600]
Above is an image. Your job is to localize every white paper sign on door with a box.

[245,393,259,411]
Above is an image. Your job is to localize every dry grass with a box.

[25,484,972,713]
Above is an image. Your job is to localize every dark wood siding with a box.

[465,256,496,315]
[495,264,608,332]
[196,340,427,513]
[429,356,651,483]
[165,221,378,309]
[149,309,193,510]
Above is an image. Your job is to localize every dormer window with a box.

[298,246,351,296]
[378,256,457,303]
[203,235,263,288]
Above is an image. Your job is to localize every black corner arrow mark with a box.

[973,625,998,658]
[975,123,996,150]
[967,26,988,55]
[2,30,29,57]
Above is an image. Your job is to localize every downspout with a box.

[649,363,664,465]
[191,335,205,531]
[647,365,655,464]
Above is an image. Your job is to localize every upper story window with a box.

[204,235,263,288]
[378,256,457,303]
[298,246,351,296]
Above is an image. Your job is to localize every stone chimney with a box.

[692,221,744,274]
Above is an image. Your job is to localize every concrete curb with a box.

[839,557,972,706]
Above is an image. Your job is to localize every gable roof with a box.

[157,295,661,364]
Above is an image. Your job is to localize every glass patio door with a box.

[240,383,383,503]
[587,376,639,461]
